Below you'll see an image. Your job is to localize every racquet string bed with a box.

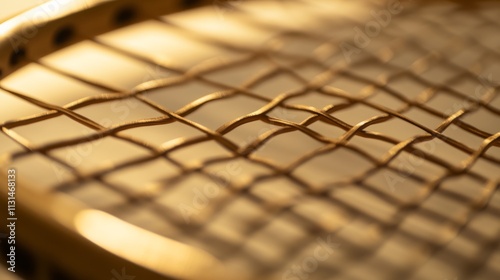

[0,1,499,279]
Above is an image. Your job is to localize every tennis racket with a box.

[0,0,499,279]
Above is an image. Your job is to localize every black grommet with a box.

[183,0,200,7]
[9,48,26,66]
[115,6,136,25]
[54,26,74,45]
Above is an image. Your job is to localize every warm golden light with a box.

[75,209,236,280]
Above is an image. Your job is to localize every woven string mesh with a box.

[1,0,500,279]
